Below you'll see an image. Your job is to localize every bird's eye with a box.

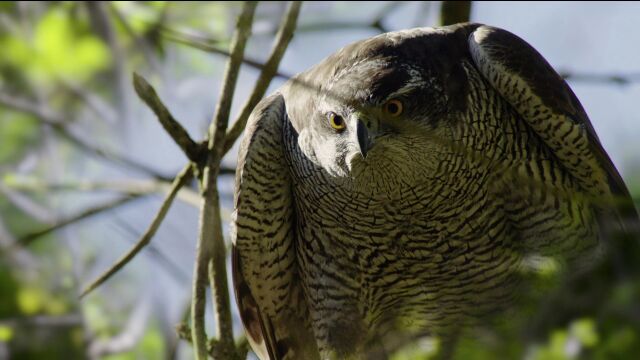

[383,99,404,117]
[328,112,346,131]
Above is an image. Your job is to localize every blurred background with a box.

[0,1,639,359]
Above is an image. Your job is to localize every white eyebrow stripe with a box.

[385,65,426,100]
[385,82,425,100]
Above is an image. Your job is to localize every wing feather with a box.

[467,24,637,220]
[231,94,296,360]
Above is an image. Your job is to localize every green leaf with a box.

[571,318,599,348]
[0,325,13,342]
[2,8,111,83]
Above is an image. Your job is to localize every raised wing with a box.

[231,93,318,360]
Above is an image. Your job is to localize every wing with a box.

[231,94,317,360]
[467,24,637,222]
[465,25,640,338]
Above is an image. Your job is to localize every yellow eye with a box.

[328,112,346,131]
[384,99,404,117]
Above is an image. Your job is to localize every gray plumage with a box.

[231,23,636,359]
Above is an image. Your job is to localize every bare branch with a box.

[175,322,251,360]
[0,181,57,223]
[439,1,472,26]
[0,314,84,327]
[296,20,386,34]
[88,296,151,359]
[223,1,302,154]
[85,1,130,122]
[110,216,189,284]
[560,71,640,86]
[0,91,65,123]
[17,195,141,248]
[133,73,204,162]
[57,78,118,124]
[162,31,294,80]
[370,0,406,32]
[291,2,405,35]
[79,164,193,299]
[193,2,257,359]
[0,216,38,271]
[2,177,202,207]
[0,92,171,181]
[108,2,162,72]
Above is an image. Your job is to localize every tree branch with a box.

[2,176,202,207]
[57,77,118,124]
[17,195,141,248]
[108,2,162,73]
[0,91,172,181]
[560,71,640,86]
[79,164,193,299]
[86,1,130,122]
[133,73,205,162]
[87,296,151,359]
[0,181,57,223]
[161,27,293,80]
[110,215,189,283]
[439,1,472,26]
[223,1,302,154]
[192,3,257,359]
[292,2,404,35]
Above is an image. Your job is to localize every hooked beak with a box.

[356,120,372,158]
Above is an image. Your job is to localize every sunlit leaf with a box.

[16,287,45,315]
[45,297,68,316]
[571,318,599,348]
[2,8,111,83]
[0,325,13,342]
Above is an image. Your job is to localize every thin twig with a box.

[0,92,171,181]
[370,0,406,32]
[162,31,294,80]
[223,1,302,154]
[108,2,162,72]
[292,2,403,35]
[79,164,193,299]
[295,20,385,33]
[0,314,84,327]
[560,71,640,86]
[133,73,204,162]
[0,181,57,223]
[57,77,118,124]
[86,1,130,122]
[17,195,141,247]
[176,322,251,359]
[192,3,257,359]
[110,215,189,283]
[2,177,202,207]
[88,295,152,359]
[0,216,38,271]
[0,91,65,123]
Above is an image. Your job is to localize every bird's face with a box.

[287,54,452,181]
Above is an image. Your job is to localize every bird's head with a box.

[282,28,470,182]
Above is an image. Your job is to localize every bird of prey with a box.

[231,23,637,359]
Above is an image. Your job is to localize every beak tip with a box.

[356,120,371,159]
